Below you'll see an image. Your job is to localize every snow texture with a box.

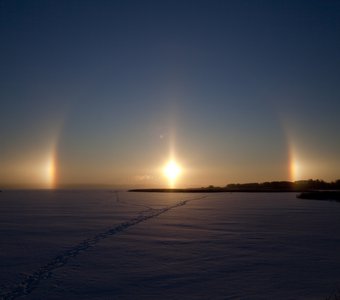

[0,191,340,299]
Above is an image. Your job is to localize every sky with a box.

[1,0,340,188]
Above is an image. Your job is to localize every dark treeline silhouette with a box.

[130,179,340,193]
[225,179,340,191]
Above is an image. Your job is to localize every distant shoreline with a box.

[297,191,340,202]
[129,188,302,193]
[130,180,340,195]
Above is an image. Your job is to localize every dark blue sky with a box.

[1,0,340,187]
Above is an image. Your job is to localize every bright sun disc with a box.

[163,160,181,182]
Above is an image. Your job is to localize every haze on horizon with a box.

[1,0,340,189]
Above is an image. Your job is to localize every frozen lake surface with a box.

[0,190,340,299]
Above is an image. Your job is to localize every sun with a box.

[163,160,181,187]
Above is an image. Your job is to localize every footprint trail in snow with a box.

[0,194,207,300]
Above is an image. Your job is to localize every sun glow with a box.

[163,160,181,188]
[287,141,303,182]
[44,151,57,188]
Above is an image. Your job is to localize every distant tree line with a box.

[131,179,340,194]
[225,179,340,191]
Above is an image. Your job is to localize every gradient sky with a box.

[1,0,340,188]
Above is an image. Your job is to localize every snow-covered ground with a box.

[0,190,340,299]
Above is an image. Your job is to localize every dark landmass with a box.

[129,179,340,193]
[129,188,299,193]
[297,191,340,202]
[225,179,340,191]
[130,188,227,193]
